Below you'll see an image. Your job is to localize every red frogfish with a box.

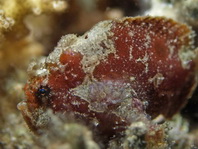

[18,16,197,140]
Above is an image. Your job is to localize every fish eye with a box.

[36,86,50,98]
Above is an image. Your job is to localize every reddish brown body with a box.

[18,17,197,141]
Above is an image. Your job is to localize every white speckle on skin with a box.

[129,46,133,60]
[128,31,134,37]
[148,73,165,88]
[179,45,196,69]
[136,52,149,73]
[130,76,136,82]
[144,34,151,49]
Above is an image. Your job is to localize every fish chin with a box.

[17,101,50,134]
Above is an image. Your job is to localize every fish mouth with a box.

[17,101,50,135]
